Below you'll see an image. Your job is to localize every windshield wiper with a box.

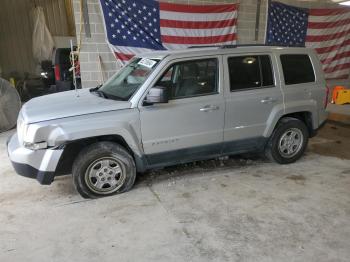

[89,84,101,91]
[107,93,127,101]
[89,85,127,101]
[89,85,108,99]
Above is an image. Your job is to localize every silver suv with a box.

[7,45,328,198]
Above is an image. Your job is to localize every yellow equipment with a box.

[334,89,350,105]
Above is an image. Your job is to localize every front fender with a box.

[25,109,143,156]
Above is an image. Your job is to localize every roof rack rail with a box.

[227,44,305,48]
[187,45,221,48]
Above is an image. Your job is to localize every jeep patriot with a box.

[7,45,328,198]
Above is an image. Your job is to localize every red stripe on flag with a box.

[323,62,350,73]
[309,8,350,16]
[315,39,350,54]
[320,51,350,65]
[160,19,237,29]
[115,52,134,61]
[308,18,350,29]
[159,2,238,13]
[306,28,350,42]
[161,33,237,44]
[326,74,349,80]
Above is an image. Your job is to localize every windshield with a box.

[99,57,160,101]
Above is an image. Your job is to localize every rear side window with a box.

[228,55,274,91]
[260,56,274,87]
[280,54,315,85]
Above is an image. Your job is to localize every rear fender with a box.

[263,101,317,137]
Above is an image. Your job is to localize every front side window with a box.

[228,55,274,91]
[100,57,159,100]
[156,58,218,99]
[280,54,315,85]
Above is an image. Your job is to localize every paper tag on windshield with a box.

[138,58,157,68]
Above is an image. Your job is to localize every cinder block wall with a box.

[72,0,349,88]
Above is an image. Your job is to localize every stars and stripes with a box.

[266,1,350,80]
[99,0,238,62]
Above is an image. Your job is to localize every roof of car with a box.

[138,45,315,60]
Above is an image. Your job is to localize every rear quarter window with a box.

[280,54,315,85]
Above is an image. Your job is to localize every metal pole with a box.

[64,0,76,36]
[70,39,78,97]
[264,0,272,44]
[82,0,91,38]
[255,0,262,42]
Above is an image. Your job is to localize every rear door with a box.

[222,53,283,152]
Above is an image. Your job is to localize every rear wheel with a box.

[265,117,309,164]
[72,142,136,198]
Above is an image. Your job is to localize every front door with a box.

[139,57,225,166]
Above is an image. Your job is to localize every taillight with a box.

[54,65,61,81]
[324,85,330,108]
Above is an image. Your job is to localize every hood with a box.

[21,89,132,124]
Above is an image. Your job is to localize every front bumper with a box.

[7,133,64,185]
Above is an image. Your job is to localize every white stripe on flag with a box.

[159,10,236,22]
[306,37,349,49]
[109,45,156,61]
[323,57,350,71]
[316,44,350,61]
[307,11,350,23]
[307,24,350,38]
[115,46,154,54]
[160,26,236,37]
[325,68,350,79]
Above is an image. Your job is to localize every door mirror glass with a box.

[145,86,169,104]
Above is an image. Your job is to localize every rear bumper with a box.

[310,119,327,138]
[7,133,63,185]
[318,119,327,130]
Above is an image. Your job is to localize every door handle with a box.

[260,97,277,104]
[200,105,219,112]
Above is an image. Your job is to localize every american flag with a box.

[99,0,238,62]
[266,1,350,80]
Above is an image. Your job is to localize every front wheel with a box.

[265,117,309,164]
[72,142,136,198]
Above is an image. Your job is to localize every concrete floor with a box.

[1,123,350,262]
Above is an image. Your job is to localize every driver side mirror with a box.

[144,86,169,104]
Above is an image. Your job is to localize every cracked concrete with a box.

[1,123,350,262]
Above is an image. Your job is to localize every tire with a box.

[72,142,136,198]
[265,117,309,164]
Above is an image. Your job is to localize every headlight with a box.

[17,114,25,143]
[23,141,48,150]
